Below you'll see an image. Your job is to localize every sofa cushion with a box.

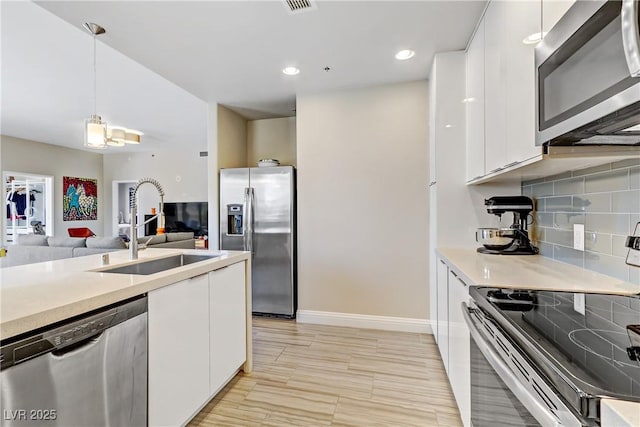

[3,245,73,267]
[16,234,49,246]
[48,237,87,248]
[86,237,127,249]
[138,234,167,245]
[166,232,195,242]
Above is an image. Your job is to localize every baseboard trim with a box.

[296,310,433,334]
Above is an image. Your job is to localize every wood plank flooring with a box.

[189,317,462,427]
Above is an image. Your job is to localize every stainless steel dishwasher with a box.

[0,296,147,427]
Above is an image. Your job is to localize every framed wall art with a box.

[63,176,97,221]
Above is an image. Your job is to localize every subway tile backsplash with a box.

[522,160,640,285]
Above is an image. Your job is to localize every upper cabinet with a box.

[543,0,575,33]
[465,19,485,182]
[465,0,575,184]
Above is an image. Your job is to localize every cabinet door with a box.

[465,18,486,182]
[484,1,508,174]
[505,0,540,165]
[543,0,575,33]
[448,270,471,427]
[149,275,210,427]
[436,258,449,372]
[210,262,247,394]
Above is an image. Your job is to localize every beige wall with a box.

[296,81,429,319]
[1,135,104,239]
[247,117,296,167]
[217,106,248,169]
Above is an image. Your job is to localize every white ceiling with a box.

[1,0,486,153]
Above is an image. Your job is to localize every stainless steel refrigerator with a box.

[219,166,296,317]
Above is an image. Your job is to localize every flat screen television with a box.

[145,202,208,237]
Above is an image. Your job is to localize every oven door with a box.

[462,302,583,427]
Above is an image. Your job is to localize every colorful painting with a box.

[63,176,98,221]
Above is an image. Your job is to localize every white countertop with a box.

[0,248,250,340]
[437,247,640,295]
[601,399,640,427]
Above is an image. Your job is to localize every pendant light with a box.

[83,22,107,149]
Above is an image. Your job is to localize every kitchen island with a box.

[0,248,252,426]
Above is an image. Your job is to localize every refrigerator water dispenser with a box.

[227,204,243,235]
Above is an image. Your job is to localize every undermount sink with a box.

[99,254,220,275]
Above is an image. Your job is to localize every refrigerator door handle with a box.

[245,187,255,254]
[243,187,250,251]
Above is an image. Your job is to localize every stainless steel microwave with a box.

[536,0,640,146]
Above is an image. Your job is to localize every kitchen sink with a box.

[99,254,220,275]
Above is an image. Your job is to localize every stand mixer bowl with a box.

[477,228,517,250]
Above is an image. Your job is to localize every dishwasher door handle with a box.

[51,332,105,358]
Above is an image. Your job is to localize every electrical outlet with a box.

[573,224,585,251]
[574,293,586,316]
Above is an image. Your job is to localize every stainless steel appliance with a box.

[476,196,539,255]
[536,0,640,147]
[219,166,296,317]
[464,287,640,426]
[0,296,148,426]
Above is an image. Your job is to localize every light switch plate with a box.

[626,222,640,268]
[573,224,585,251]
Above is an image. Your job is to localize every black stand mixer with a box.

[476,196,539,255]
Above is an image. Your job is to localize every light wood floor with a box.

[189,317,462,427]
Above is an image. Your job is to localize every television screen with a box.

[146,202,208,237]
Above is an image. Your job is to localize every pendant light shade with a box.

[85,114,107,148]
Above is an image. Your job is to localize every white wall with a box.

[296,81,429,320]
[103,149,208,236]
[247,117,296,167]
[1,135,104,239]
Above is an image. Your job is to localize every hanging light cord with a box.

[92,33,97,115]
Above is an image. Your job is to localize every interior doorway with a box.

[3,172,54,245]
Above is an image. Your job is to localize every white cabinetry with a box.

[436,258,449,371]
[484,0,507,174]
[543,0,575,33]
[465,18,485,182]
[448,270,471,427]
[435,259,471,427]
[209,262,247,394]
[504,0,540,165]
[149,260,248,426]
[149,274,210,427]
[465,0,573,184]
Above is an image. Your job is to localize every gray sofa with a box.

[1,232,195,268]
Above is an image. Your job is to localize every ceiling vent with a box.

[283,0,317,14]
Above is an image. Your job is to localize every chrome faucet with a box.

[130,178,165,260]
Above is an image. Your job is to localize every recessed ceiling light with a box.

[282,66,300,75]
[522,32,548,45]
[395,49,415,60]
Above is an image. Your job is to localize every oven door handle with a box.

[462,303,561,427]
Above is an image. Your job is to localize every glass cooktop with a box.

[472,287,640,402]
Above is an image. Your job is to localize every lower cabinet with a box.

[448,270,471,427]
[149,261,247,426]
[209,262,247,394]
[148,274,210,427]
